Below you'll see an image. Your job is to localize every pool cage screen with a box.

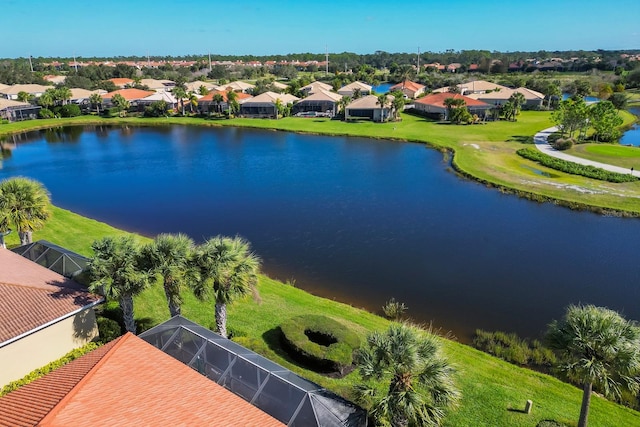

[139,316,367,427]
[11,240,90,278]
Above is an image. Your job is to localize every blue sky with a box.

[4,0,639,58]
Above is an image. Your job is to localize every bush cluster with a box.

[473,329,556,368]
[551,138,574,151]
[517,148,639,183]
[97,317,122,343]
[280,315,360,374]
[39,108,54,119]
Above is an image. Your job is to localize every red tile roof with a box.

[0,249,102,345]
[415,92,491,108]
[0,334,284,426]
[101,88,155,101]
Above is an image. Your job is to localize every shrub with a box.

[39,108,54,119]
[517,148,639,183]
[96,316,123,343]
[280,315,360,374]
[382,298,408,321]
[59,104,81,117]
[104,107,120,118]
[552,138,574,151]
[473,329,555,368]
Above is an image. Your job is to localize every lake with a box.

[620,107,640,146]
[2,125,640,342]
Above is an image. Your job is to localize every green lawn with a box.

[9,205,640,427]
[567,144,640,169]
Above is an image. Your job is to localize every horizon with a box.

[4,0,639,59]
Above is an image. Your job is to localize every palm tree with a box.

[0,177,51,245]
[198,85,210,96]
[354,323,459,426]
[212,93,224,115]
[111,93,130,117]
[187,91,198,114]
[89,236,150,334]
[509,92,526,120]
[546,305,640,427]
[55,87,72,106]
[338,95,351,119]
[226,90,239,117]
[140,233,195,317]
[38,89,55,110]
[274,98,284,119]
[172,86,187,115]
[89,93,103,115]
[443,97,465,122]
[191,236,261,338]
[17,91,33,103]
[376,94,390,122]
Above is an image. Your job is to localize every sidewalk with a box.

[533,127,640,177]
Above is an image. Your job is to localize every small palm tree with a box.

[17,91,34,103]
[354,323,459,426]
[140,233,195,317]
[212,93,224,115]
[226,90,239,117]
[191,236,261,338]
[546,305,640,427]
[338,95,351,119]
[89,93,103,115]
[55,87,72,106]
[377,94,390,122]
[188,91,198,114]
[38,89,56,110]
[172,86,187,115]
[89,236,150,334]
[0,177,51,245]
[111,93,130,117]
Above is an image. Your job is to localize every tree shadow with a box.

[72,307,98,341]
[507,135,534,144]
[135,317,156,334]
[262,327,299,365]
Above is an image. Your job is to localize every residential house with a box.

[338,81,372,97]
[43,75,66,85]
[101,88,155,110]
[467,87,545,108]
[197,90,252,114]
[432,80,510,95]
[139,91,179,110]
[413,93,493,120]
[140,78,175,93]
[0,99,41,122]
[0,84,51,100]
[0,249,103,387]
[185,81,219,93]
[69,88,106,106]
[0,333,284,426]
[270,81,289,92]
[108,78,134,89]
[292,89,342,116]
[219,81,255,94]
[239,91,299,118]
[389,80,426,99]
[300,81,333,96]
[345,94,393,122]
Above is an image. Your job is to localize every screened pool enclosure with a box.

[11,240,90,278]
[139,316,367,427]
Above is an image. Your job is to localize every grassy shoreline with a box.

[2,109,639,215]
[4,205,639,426]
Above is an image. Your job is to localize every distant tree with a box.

[391,92,405,121]
[546,305,640,427]
[63,75,93,90]
[144,100,168,117]
[354,323,459,427]
[376,94,390,122]
[212,93,224,114]
[574,80,592,98]
[89,236,150,334]
[191,236,261,338]
[597,83,613,100]
[338,95,351,118]
[444,97,466,123]
[187,91,198,114]
[552,98,589,140]
[544,81,562,109]
[609,92,629,110]
[0,177,51,245]
[171,86,187,115]
[226,90,239,117]
[274,98,284,119]
[353,87,362,99]
[589,101,623,142]
[38,89,56,110]
[55,87,72,105]
[198,85,210,96]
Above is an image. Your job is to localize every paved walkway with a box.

[533,126,640,177]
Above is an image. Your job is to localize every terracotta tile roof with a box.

[0,250,102,345]
[0,338,120,427]
[101,88,155,101]
[415,92,492,108]
[198,90,252,102]
[390,80,425,92]
[0,333,284,426]
[107,78,134,87]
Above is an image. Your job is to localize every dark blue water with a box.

[2,125,640,342]
[620,107,640,146]
[562,93,600,102]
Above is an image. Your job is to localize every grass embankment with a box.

[9,206,640,427]
[3,108,640,214]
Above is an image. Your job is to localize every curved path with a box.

[533,127,640,177]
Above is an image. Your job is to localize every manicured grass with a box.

[567,144,640,170]
[15,205,640,426]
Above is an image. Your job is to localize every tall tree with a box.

[443,97,466,122]
[38,89,55,110]
[544,81,562,109]
[191,236,261,338]
[589,101,623,142]
[376,94,390,122]
[55,87,72,105]
[111,93,130,116]
[89,93,103,115]
[16,91,33,103]
[338,95,352,118]
[172,86,187,115]
[546,305,640,427]
[212,93,224,114]
[140,233,195,317]
[89,236,150,334]
[354,323,459,427]
[226,90,239,117]
[0,177,51,245]
[187,91,198,114]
